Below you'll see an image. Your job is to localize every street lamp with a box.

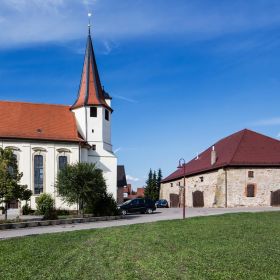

[178,158,186,219]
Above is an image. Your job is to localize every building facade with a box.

[160,129,280,208]
[0,28,117,210]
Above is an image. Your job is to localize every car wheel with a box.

[121,209,127,216]
[146,208,153,214]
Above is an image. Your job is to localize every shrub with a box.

[57,162,119,216]
[56,209,70,216]
[22,204,32,215]
[36,193,57,220]
[85,193,119,217]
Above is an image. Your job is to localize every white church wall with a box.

[86,148,117,199]
[0,139,79,210]
[72,107,86,140]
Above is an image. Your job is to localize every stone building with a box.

[160,129,280,208]
[0,26,117,211]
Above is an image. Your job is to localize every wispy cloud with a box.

[126,175,139,182]
[113,95,137,103]
[253,117,280,126]
[102,40,118,55]
[1,1,280,49]
[113,147,122,154]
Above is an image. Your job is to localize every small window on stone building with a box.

[200,176,204,182]
[248,171,254,178]
[178,182,181,186]
[105,109,109,121]
[90,107,97,117]
[246,184,255,197]
[170,183,173,187]
[92,145,96,151]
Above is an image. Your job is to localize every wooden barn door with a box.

[192,191,204,207]
[271,190,280,206]
[169,194,179,208]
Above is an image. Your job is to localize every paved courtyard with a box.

[0,207,279,240]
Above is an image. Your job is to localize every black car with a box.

[118,198,156,215]
[155,199,169,208]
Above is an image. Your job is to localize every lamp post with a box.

[178,158,186,219]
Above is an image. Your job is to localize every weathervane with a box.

[88,12,92,34]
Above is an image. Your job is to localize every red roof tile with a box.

[0,101,83,142]
[162,129,280,182]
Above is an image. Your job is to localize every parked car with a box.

[118,198,156,215]
[155,199,169,208]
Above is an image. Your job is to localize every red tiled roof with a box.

[162,129,280,183]
[0,101,83,142]
[71,33,111,111]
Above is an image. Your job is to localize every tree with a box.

[56,162,118,216]
[157,169,163,200]
[22,189,32,206]
[0,147,31,220]
[144,168,162,201]
[144,169,153,199]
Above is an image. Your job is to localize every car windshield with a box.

[122,200,132,205]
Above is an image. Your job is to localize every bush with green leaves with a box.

[0,147,32,220]
[56,162,118,216]
[36,193,57,220]
[22,204,33,215]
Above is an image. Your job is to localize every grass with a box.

[0,212,279,280]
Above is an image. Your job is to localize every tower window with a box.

[105,109,109,121]
[90,107,97,117]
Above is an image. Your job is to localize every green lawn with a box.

[0,212,279,280]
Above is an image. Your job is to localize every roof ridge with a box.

[0,100,70,107]
[228,129,247,165]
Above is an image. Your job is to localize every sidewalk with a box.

[1,207,279,240]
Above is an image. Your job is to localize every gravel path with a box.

[1,207,279,240]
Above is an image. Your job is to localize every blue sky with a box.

[1,0,280,187]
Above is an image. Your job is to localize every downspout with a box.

[225,168,228,208]
[85,107,88,142]
[79,141,81,162]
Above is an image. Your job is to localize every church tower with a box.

[71,24,117,198]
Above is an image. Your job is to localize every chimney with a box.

[211,145,217,165]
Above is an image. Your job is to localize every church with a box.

[0,27,117,210]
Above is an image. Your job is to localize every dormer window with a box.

[90,107,97,117]
[105,109,109,121]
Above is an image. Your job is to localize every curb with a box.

[0,215,124,231]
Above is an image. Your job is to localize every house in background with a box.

[160,129,280,208]
[117,165,127,204]
[123,184,145,201]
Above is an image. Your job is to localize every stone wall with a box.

[227,168,280,207]
[160,167,280,208]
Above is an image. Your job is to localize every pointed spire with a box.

[71,16,112,111]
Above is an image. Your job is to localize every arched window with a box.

[34,155,44,194]
[7,154,18,175]
[58,155,68,171]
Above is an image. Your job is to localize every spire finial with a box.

[88,12,92,35]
